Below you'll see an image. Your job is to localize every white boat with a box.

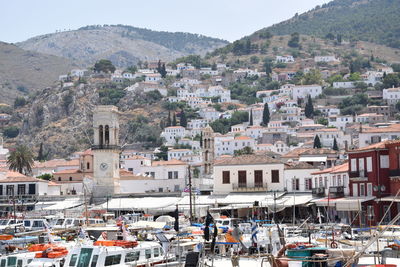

[0,252,37,267]
[63,241,174,267]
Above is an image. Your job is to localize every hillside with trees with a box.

[258,0,400,49]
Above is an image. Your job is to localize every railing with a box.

[389,169,400,177]
[349,170,367,180]
[312,187,325,196]
[91,145,121,150]
[232,183,267,191]
[0,194,38,202]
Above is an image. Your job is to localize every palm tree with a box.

[7,145,34,175]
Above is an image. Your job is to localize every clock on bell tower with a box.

[92,105,121,198]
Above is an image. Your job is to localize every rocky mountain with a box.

[0,42,77,102]
[257,0,400,49]
[17,25,229,67]
[12,78,167,158]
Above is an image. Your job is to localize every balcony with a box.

[389,169,400,177]
[232,183,267,192]
[349,170,368,181]
[329,186,345,197]
[312,187,325,197]
[91,145,121,150]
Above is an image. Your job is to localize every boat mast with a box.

[188,165,193,224]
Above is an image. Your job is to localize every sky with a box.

[1,0,332,43]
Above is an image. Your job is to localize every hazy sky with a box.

[1,0,332,43]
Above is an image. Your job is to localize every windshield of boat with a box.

[55,219,64,226]
[0,220,8,225]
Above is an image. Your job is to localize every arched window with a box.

[105,125,110,145]
[58,177,61,181]
[69,177,72,181]
[86,162,90,170]
[99,125,104,146]
[204,139,207,149]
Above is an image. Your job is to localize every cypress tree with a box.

[262,103,270,126]
[167,111,171,127]
[200,132,203,148]
[37,143,45,161]
[313,135,322,149]
[180,110,187,127]
[161,63,167,78]
[305,95,314,119]
[172,113,177,126]
[333,137,339,151]
[249,109,254,126]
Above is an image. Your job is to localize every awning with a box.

[335,197,376,211]
[281,194,314,207]
[215,193,271,205]
[43,198,84,210]
[379,196,400,202]
[311,197,344,207]
[98,197,181,211]
[299,156,327,162]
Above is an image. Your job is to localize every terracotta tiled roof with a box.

[311,162,348,175]
[33,159,79,168]
[234,136,252,140]
[53,169,82,175]
[362,124,400,133]
[0,170,47,183]
[125,155,147,160]
[285,162,318,170]
[350,140,400,152]
[214,154,281,166]
[152,159,187,166]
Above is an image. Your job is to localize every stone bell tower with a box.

[92,105,120,198]
[202,125,215,175]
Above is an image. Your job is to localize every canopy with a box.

[335,197,376,211]
[129,221,166,229]
[43,198,84,210]
[299,156,327,162]
[98,197,181,211]
[280,194,314,207]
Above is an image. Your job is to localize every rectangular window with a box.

[366,157,372,172]
[77,248,93,267]
[238,171,247,188]
[174,171,178,179]
[105,255,121,266]
[0,185,3,196]
[28,184,36,195]
[351,158,357,172]
[271,170,280,183]
[145,249,152,259]
[254,170,263,187]
[358,158,365,171]
[168,172,173,179]
[305,178,312,190]
[6,185,14,196]
[91,255,99,267]
[69,254,78,266]
[367,183,373,196]
[222,171,230,184]
[154,248,160,257]
[292,179,300,191]
[367,206,375,221]
[360,184,365,196]
[380,155,389,168]
[353,184,358,197]
[128,168,133,171]
[17,184,25,195]
[125,251,140,262]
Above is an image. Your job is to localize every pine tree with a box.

[262,103,270,126]
[200,132,203,148]
[180,110,187,127]
[249,109,254,126]
[172,113,177,126]
[167,111,171,127]
[305,95,314,119]
[313,135,322,149]
[333,137,339,151]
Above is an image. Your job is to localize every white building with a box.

[358,124,400,148]
[328,115,354,130]
[314,128,350,149]
[168,149,193,161]
[383,87,400,105]
[214,136,256,156]
[213,154,285,194]
[314,56,338,63]
[284,162,319,192]
[292,85,322,100]
[276,55,295,63]
[198,108,220,121]
[161,126,186,145]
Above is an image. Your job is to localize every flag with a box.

[251,219,258,244]
[174,206,179,232]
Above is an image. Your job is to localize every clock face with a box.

[100,163,108,171]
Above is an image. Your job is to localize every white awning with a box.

[43,198,84,210]
[379,196,400,202]
[215,193,270,205]
[98,197,181,211]
[128,221,166,229]
[299,156,327,162]
[281,194,314,207]
[335,197,376,211]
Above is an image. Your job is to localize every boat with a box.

[63,241,174,267]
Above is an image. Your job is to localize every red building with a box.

[347,140,400,226]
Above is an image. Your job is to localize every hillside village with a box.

[1,40,400,226]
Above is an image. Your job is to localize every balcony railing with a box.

[312,187,325,197]
[0,194,38,202]
[349,170,368,180]
[232,183,267,192]
[91,145,121,150]
[389,169,400,177]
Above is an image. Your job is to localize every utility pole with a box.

[84,185,89,226]
[188,165,193,224]
[273,191,277,224]
[293,177,296,226]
